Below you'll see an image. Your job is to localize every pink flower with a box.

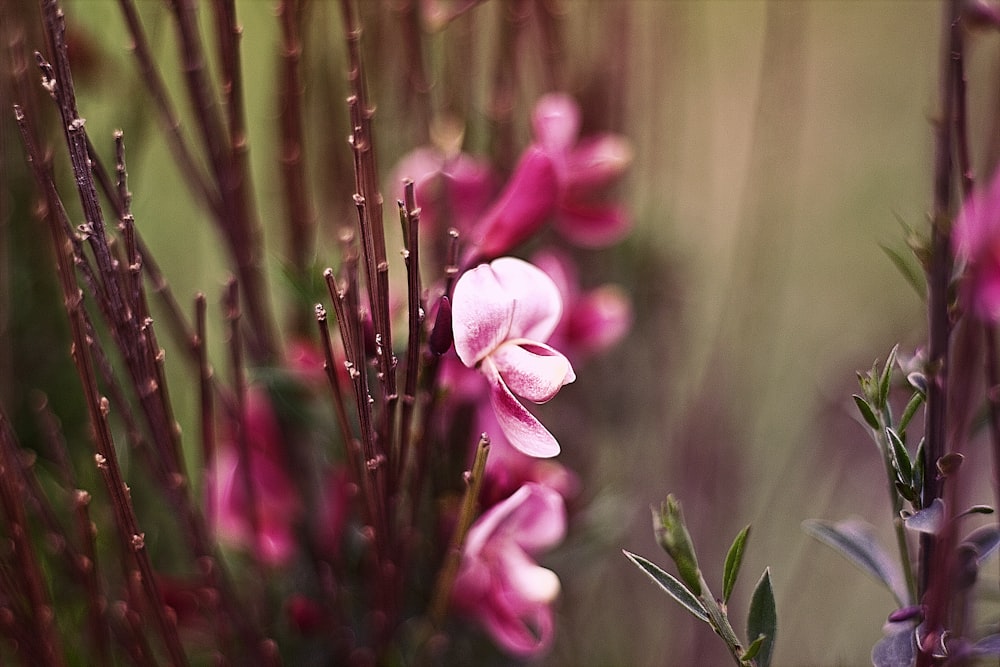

[206,389,302,566]
[955,167,1000,320]
[533,93,632,247]
[390,145,495,235]
[452,483,567,657]
[473,147,560,258]
[532,250,633,361]
[473,94,632,258]
[452,257,575,457]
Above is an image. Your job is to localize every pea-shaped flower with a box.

[452,257,576,457]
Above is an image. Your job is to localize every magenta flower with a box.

[206,389,302,566]
[532,249,633,361]
[390,145,495,235]
[452,257,576,457]
[532,93,633,247]
[451,482,567,657]
[955,167,1000,320]
[472,93,632,258]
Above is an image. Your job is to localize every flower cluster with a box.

[389,94,632,654]
[4,1,634,662]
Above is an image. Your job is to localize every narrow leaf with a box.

[878,344,899,408]
[885,428,912,486]
[879,244,925,298]
[742,634,766,663]
[904,498,944,535]
[622,550,709,623]
[972,634,1000,655]
[802,519,907,605]
[898,391,924,433]
[746,568,776,667]
[723,525,751,604]
[871,622,917,667]
[961,525,1000,566]
[853,394,879,430]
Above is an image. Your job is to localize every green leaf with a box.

[878,344,899,409]
[853,394,879,430]
[622,550,709,623]
[723,525,751,604]
[742,634,766,663]
[802,519,908,605]
[898,391,925,433]
[746,569,776,667]
[885,428,912,486]
[879,243,925,298]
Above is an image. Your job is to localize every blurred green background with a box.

[3,1,987,665]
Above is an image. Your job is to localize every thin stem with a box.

[918,2,961,663]
[428,435,490,625]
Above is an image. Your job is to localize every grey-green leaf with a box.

[899,391,925,433]
[622,550,709,623]
[742,634,766,663]
[853,394,879,430]
[878,344,899,408]
[903,498,944,535]
[746,569,776,667]
[723,525,751,604]
[886,428,912,486]
[802,519,908,606]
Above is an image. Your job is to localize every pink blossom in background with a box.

[451,482,567,657]
[474,94,632,257]
[389,145,495,235]
[531,93,633,248]
[955,167,1000,321]
[451,257,575,457]
[206,389,302,566]
[531,249,633,362]
[473,147,560,258]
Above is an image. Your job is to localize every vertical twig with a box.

[918,2,961,664]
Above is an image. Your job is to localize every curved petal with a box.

[492,341,575,403]
[489,257,563,341]
[554,200,631,248]
[567,284,633,356]
[500,544,561,604]
[452,263,515,366]
[479,593,555,657]
[474,148,558,258]
[563,134,633,192]
[463,483,533,557]
[532,93,581,155]
[489,375,561,458]
[500,483,567,552]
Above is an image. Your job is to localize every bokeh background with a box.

[3,1,991,665]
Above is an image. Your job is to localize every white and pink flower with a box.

[451,482,567,657]
[451,257,576,457]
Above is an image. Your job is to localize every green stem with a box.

[696,574,749,667]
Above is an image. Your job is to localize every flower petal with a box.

[474,148,558,258]
[554,200,631,247]
[567,284,632,356]
[492,341,575,403]
[452,263,515,366]
[499,483,567,552]
[489,375,561,458]
[563,134,633,192]
[500,544,561,604]
[489,256,564,341]
[477,585,555,657]
[532,93,581,155]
